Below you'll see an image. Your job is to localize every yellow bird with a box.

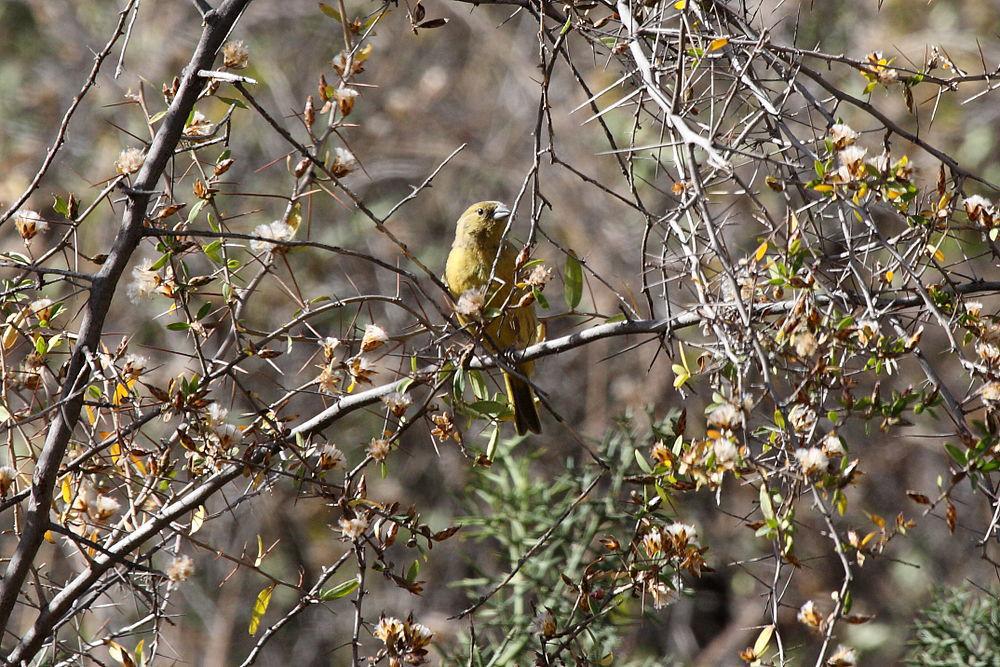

[445,201,542,435]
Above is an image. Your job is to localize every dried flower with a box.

[828,123,859,149]
[89,494,121,521]
[167,555,195,582]
[793,330,818,357]
[664,522,699,548]
[0,466,16,497]
[836,145,868,182]
[642,527,664,556]
[650,440,671,465]
[795,447,829,476]
[455,287,487,319]
[207,403,228,425]
[222,40,249,69]
[373,616,405,644]
[821,432,846,457]
[128,258,160,303]
[964,195,995,227]
[965,301,984,318]
[183,111,213,138]
[855,319,880,347]
[982,382,1000,405]
[317,443,345,470]
[115,147,146,175]
[798,599,824,630]
[347,354,378,386]
[712,436,739,466]
[250,220,295,254]
[788,404,817,434]
[382,391,411,417]
[14,210,48,241]
[649,580,679,609]
[339,515,368,540]
[827,645,857,667]
[316,363,340,394]
[320,336,341,361]
[122,353,147,378]
[707,402,741,429]
[360,324,388,352]
[525,264,554,289]
[409,622,433,649]
[430,412,458,442]
[977,342,1000,365]
[28,298,54,324]
[331,147,357,177]
[368,437,391,461]
[333,86,359,116]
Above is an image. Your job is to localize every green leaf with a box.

[52,195,68,217]
[34,335,47,356]
[634,448,652,473]
[203,240,223,263]
[563,252,583,310]
[944,443,966,466]
[319,2,342,21]
[759,484,774,521]
[486,426,500,460]
[195,302,212,321]
[319,577,359,600]
[217,97,248,109]
[532,286,549,310]
[148,110,168,124]
[248,584,275,636]
[167,322,191,331]
[469,370,488,400]
[186,200,207,224]
[150,253,171,271]
[604,313,626,323]
[406,560,420,582]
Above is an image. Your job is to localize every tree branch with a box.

[0,0,256,657]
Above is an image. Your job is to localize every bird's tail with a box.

[503,370,542,435]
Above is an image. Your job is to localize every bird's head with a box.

[455,201,511,240]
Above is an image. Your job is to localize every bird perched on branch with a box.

[445,201,542,435]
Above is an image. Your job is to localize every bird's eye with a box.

[477,208,485,216]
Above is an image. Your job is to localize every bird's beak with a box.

[493,203,511,220]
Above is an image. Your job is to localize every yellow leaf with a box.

[813,184,834,193]
[708,37,729,52]
[190,505,206,535]
[129,454,147,476]
[934,248,945,263]
[248,584,275,636]
[43,530,55,544]
[85,405,97,425]
[113,382,129,406]
[61,477,72,504]
[1,324,17,350]
[110,441,121,465]
[884,269,894,283]
[108,640,136,667]
[754,240,768,262]
[753,624,774,656]
[672,365,690,389]
[673,0,686,7]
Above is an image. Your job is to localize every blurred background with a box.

[1,0,999,664]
